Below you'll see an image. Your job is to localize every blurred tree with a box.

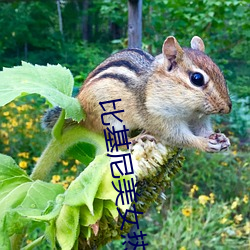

[128,0,142,48]
[57,0,64,36]
[0,0,248,97]
[82,0,91,41]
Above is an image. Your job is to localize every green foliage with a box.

[142,0,250,99]
[0,152,125,249]
[107,143,250,249]
[176,147,250,203]
[0,62,132,249]
[0,0,249,100]
[0,62,84,121]
[214,97,250,139]
[143,197,249,249]
[61,42,110,86]
[66,142,96,165]
[0,154,64,249]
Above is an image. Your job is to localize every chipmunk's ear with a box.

[191,36,205,52]
[162,36,184,62]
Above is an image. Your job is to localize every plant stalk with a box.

[30,126,106,181]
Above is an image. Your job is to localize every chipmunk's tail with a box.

[41,106,62,130]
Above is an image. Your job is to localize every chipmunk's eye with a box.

[190,72,204,87]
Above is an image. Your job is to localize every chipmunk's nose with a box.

[219,101,232,114]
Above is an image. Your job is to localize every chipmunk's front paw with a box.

[206,133,230,152]
[131,134,156,146]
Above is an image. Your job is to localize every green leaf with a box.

[0,154,65,244]
[64,154,110,213]
[0,182,32,247]
[26,200,63,222]
[3,210,32,237]
[0,181,64,238]
[0,62,85,122]
[20,181,64,213]
[52,109,65,139]
[79,199,103,227]
[103,200,118,219]
[45,220,56,249]
[0,176,31,201]
[0,154,30,181]
[0,182,32,218]
[21,235,45,250]
[56,205,80,250]
[0,231,10,250]
[96,167,136,212]
[65,142,96,166]
[80,226,92,240]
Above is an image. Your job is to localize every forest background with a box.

[0,0,249,249]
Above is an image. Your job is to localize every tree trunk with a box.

[82,0,89,41]
[128,0,142,49]
[56,0,63,36]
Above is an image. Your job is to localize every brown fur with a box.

[77,36,231,152]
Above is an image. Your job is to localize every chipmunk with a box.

[44,36,232,153]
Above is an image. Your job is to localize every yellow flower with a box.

[209,193,215,204]
[221,232,227,238]
[231,198,240,209]
[66,176,75,182]
[223,205,228,210]
[243,195,248,204]
[75,159,81,165]
[231,201,238,209]
[194,238,201,247]
[70,165,77,172]
[182,207,192,217]
[11,119,18,127]
[32,157,39,162]
[17,105,30,112]
[18,152,30,159]
[19,161,28,169]
[62,160,69,166]
[9,102,16,108]
[3,111,9,116]
[3,138,9,145]
[4,147,10,152]
[198,195,210,206]
[221,162,228,167]
[51,175,61,183]
[26,121,33,129]
[189,184,199,197]
[0,130,8,138]
[179,247,186,250]
[220,217,228,224]
[244,221,250,234]
[236,229,242,237]
[234,214,243,224]
[232,150,237,156]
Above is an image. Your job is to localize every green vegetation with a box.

[0,0,249,249]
